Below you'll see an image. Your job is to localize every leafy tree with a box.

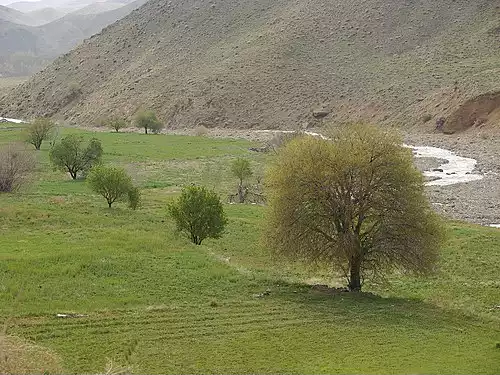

[168,185,227,245]
[25,117,55,150]
[135,110,163,134]
[231,158,253,203]
[107,118,127,133]
[87,165,139,208]
[0,143,36,192]
[265,124,444,291]
[49,135,103,180]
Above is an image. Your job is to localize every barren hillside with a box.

[1,0,500,131]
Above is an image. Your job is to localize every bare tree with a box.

[265,124,445,291]
[0,144,36,192]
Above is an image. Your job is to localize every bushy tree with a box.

[49,135,103,180]
[265,124,444,291]
[87,165,139,208]
[231,158,253,203]
[168,185,227,245]
[25,117,55,150]
[135,110,163,134]
[0,143,36,192]
[107,118,127,133]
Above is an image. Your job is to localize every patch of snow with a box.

[0,117,25,124]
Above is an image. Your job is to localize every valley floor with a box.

[0,125,499,374]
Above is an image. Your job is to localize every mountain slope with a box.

[0,4,36,24]
[0,0,145,76]
[2,0,500,131]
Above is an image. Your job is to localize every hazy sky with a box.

[1,0,41,5]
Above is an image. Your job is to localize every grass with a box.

[0,127,499,374]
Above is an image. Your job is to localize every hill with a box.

[1,0,499,131]
[0,4,36,24]
[0,0,145,76]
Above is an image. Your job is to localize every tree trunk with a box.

[237,184,245,203]
[70,171,77,180]
[348,255,362,292]
[145,127,148,134]
[108,202,112,208]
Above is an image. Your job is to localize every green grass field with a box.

[0,127,499,374]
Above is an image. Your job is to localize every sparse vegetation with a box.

[0,143,35,192]
[49,135,103,179]
[135,110,163,134]
[265,125,445,291]
[87,165,138,208]
[168,185,227,245]
[25,117,55,150]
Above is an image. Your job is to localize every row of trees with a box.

[24,110,163,154]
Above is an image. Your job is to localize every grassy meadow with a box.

[0,125,499,374]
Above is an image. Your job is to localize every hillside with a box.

[0,4,36,24]
[1,0,499,131]
[0,0,145,76]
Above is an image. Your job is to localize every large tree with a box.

[265,124,444,291]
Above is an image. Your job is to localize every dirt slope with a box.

[1,0,500,130]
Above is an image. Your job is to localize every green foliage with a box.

[49,135,103,180]
[231,158,253,185]
[0,127,498,374]
[168,185,227,245]
[25,117,55,150]
[134,110,163,134]
[127,186,141,210]
[106,118,128,133]
[265,124,445,291]
[87,165,138,208]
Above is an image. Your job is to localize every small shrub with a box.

[127,186,141,210]
[0,143,36,192]
[266,131,302,153]
[168,185,227,245]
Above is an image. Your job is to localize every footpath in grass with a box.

[0,128,499,374]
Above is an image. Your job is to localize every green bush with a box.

[168,185,227,245]
[87,165,140,209]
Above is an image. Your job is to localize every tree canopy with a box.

[49,135,103,180]
[168,185,227,245]
[87,165,139,208]
[265,124,445,291]
[231,158,253,203]
[135,110,163,134]
[25,117,55,150]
